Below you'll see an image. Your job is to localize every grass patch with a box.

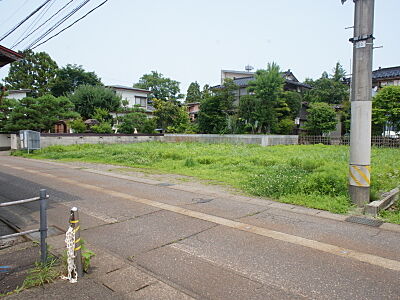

[379,200,400,224]
[14,142,400,215]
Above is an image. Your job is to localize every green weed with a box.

[15,142,400,216]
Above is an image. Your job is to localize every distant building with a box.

[6,89,31,100]
[107,85,151,110]
[372,66,400,89]
[215,69,311,105]
[186,102,200,121]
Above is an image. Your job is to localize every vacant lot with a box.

[14,142,400,219]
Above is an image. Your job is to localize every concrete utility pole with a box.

[347,0,375,206]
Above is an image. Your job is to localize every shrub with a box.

[69,118,86,133]
[91,122,112,133]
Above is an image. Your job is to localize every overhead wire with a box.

[25,0,91,50]
[11,0,75,49]
[11,0,56,49]
[30,0,108,50]
[0,0,52,42]
[0,0,29,28]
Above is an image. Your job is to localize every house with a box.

[215,69,311,105]
[6,89,31,100]
[106,85,154,115]
[372,66,400,89]
[0,45,23,68]
[186,102,200,121]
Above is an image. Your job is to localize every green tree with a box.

[4,95,79,132]
[51,64,102,97]
[247,62,285,133]
[91,122,113,134]
[119,108,156,134]
[134,71,183,101]
[372,86,400,135]
[185,81,201,103]
[198,79,237,133]
[201,84,212,100]
[70,85,121,119]
[153,99,190,132]
[69,118,86,133]
[0,98,18,132]
[304,63,349,105]
[304,102,337,135]
[332,62,347,82]
[4,50,58,97]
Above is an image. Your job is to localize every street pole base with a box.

[349,185,370,207]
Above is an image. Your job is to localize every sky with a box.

[0,0,399,94]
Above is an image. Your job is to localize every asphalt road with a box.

[0,155,399,300]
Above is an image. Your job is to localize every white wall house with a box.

[6,89,31,100]
[106,85,150,110]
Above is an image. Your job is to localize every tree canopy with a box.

[198,79,237,134]
[4,95,78,132]
[51,64,102,97]
[246,62,286,133]
[69,85,121,119]
[134,71,183,101]
[304,102,337,135]
[153,99,190,132]
[4,50,58,97]
[372,85,400,135]
[185,81,201,103]
[304,62,349,104]
[119,107,156,134]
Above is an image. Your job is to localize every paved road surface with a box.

[0,156,399,300]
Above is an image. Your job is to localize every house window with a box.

[135,96,147,107]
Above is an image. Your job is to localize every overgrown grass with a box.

[13,142,400,216]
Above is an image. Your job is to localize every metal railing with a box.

[0,189,48,263]
[299,136,400,148]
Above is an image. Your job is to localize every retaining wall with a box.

[39,133,163,148]
[164,134,298,146]
[0,133,11,150]
[10,133,299,150]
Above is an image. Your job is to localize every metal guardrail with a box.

[0,189,48,263]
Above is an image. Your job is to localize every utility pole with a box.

[346,0,375,206]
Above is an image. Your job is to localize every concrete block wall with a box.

[0,133,11,150]
[10,133,299,150]
[164,134,298,147]
[39,134,163,148]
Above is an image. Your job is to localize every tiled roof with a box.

[106,85,151,93]
[372,66,400,80]
[213,76,311,89]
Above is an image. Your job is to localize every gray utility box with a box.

[19,130,41,151]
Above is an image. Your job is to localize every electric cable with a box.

[25,0,91,50]
[11,0,56,49]
[12,0,75,49]
[30,0,108,50]
[0,0,52,42]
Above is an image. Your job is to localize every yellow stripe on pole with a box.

[349,165,370,187]
[75,238,81,244]
[73,225,80,233]
[350,171,363,187]
[353,165,370,185]
[70,220,79,224]
[74,246,81,251]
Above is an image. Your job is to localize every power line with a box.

[11,0,56,49]
[25,0,91,50]
[30,0,108,50]
[0,0,52,42]
[12,0,75,49]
